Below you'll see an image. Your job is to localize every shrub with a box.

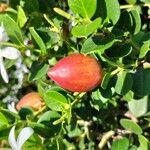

[0,0,150,149]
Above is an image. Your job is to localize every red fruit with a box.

[47,53,103,92]
[16,92,44,111]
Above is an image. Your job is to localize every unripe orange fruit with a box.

[16,92,44,111]
[47,53,103,92]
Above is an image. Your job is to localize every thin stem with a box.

[110,67,123,77]
[34,105,47,117]
[53,7,75,21]
[53,113,66,125]
[120,3,150,9]
[53,92,86,125]
[98,130,115,150]
[0,42,34,52]
[0,42,24,49]
[100,54,122,67]
[56,138,60,150]
[71,92,86,106]
[43,14,59,33]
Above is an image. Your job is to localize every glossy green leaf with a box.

[29,122,60,138]
[23,134,43,150]
[120,119,142,135]
[111,137,129,150]
[44,90,68,111]
[28,61,49,81]
[101,72,111,89]
[71,18,101,38]
[115,71,133,95]
[133,31,150,46]
[132,68,150,97]
[0,14,23,44]
[114,9,141,34]
[0,109,19,124]
[68,0,97,19]
[114,10,133,33]
[19,107,33,120]
[139,40,150,58]
[123,90,134,102]
[130,9,141,34]
[17,6,28,28]
[105,43,132,58]
[91,88,112,110]
[0,126,11,139]
[81,35,120,54]
[138,135,149,150]
[29,27,46,52]
[0,112,9,130]
[128,96,149,117]
[114,8,141,34]
[37,111,61,123]
[98,0,120,25]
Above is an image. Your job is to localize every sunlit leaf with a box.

[68,0,97,19]
[115,71,133,95]
[98,0,120,25]
[120,119,142,135]
[111,137,129,150]
[29,27,46,52]
[71,18,101,38]
[17,6,28,28]
[128,96,149,117]
[138,135,149,150]
[0,14,23,44]
[44,90,68,111]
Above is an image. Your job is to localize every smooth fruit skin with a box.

[47,53,103,92]
[16,92,44,111]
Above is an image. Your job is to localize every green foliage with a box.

[0,14,23,44]
[98,0,120,25]
[120,119,143,135]
[17,6,27,28]
[133,68,150,97]
[71,18,102,38]
[128,96,150,117]
[111,137,129,150]
[68,0,97,19]
[44,90,68,111]
[115,71,133,95]
[0,0,150,149]
[28,61,49,81]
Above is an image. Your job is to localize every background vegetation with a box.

[0,0,150,149]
